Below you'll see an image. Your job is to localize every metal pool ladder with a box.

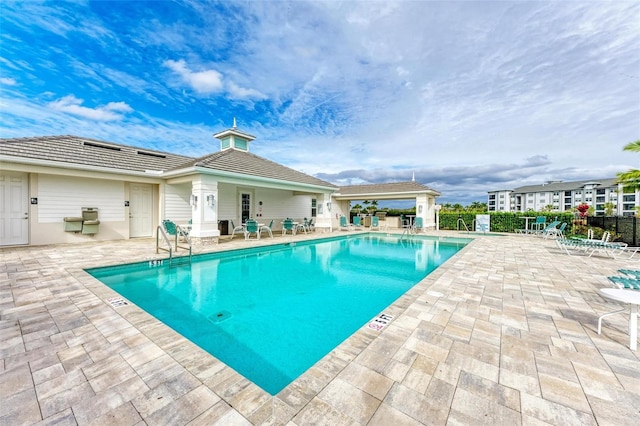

[156,225,192,266]
[457,217,470,232]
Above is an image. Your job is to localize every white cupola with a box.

[212,118,256,152]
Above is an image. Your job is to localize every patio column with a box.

[316,193,333,232]
[190,176,219,245]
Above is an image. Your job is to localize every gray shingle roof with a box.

[0,135,191,172]
[184,149,337,188]
[0,135,337,189]
[338,181,440,196]
[512,178,618,193]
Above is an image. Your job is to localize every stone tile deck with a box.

[1,231,639,425]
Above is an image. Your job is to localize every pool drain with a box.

[208,310,232,323]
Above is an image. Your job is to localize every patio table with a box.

[599,288,640,350]
[521,216,536,234]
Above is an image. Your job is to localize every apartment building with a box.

[487,178,638,216]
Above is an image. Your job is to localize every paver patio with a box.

[1,231,639,425]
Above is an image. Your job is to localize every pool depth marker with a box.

[368,313,394,331]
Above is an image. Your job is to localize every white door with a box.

[130,183,153,237]
[0,172,29,246]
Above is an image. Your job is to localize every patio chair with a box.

[295,219,308,234]
[260,220,274,238]
[304,217,315,232]
[352,216,363,230]
[282,218,295,236]
[339,216,353,231]
[244,219,260,240]
[230,220,245,240]
[413,216,424,233]
[533,216,546,232]
[370,215,380,231]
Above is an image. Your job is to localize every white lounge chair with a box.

[339,216,353,231]
[352,216,364,230]
[370,216,381,231]
[543,222,567,239]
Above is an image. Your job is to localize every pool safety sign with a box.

[106,297,129,308]
[368,313,394,331]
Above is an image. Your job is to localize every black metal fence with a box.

[587,216,640,246]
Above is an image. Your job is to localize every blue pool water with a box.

[87,234,469,394]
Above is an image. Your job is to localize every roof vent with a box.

[137,150,166,158]
[83,141,121,151]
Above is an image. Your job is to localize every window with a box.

[311,198,317,217]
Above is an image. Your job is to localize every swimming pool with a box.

[87,234,469,394]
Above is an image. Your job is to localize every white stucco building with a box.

[0,125,441,247]
[488,178,637,216]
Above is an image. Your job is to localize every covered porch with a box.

[330,181,441,231]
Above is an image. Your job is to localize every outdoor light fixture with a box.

[206,194,215,207]
[327,202,332,212]
[190,194,198,207]
[418,205,423,213]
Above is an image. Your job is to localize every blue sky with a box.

[1,1,639,205]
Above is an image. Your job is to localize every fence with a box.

[587,216,640,246]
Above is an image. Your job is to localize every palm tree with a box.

[467,201,487,212]
[617,140,640,191]
[603,202,615,216]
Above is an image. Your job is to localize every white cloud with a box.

[163,59,223,95]
[227,82,267,101]
[48,95,133,121]
[0,78,17,85]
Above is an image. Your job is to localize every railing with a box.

[172,224,192,266]
[156,225,192,266]
[156,225,173,263]
[457,217,469,232]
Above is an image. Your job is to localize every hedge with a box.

[438,212,575,234]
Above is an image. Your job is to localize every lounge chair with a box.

[260,220,274,238]
[557,233,628,258]
[244,219,260,240]
[370,215,380,231]
[619,269,640,280]
[282,218,295,236]
[339,216,353,231]
[543,222,566,239]
[537,220,560,237]
[352,216,363,230]
[162,219,190,250]
[230,220,245,240]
